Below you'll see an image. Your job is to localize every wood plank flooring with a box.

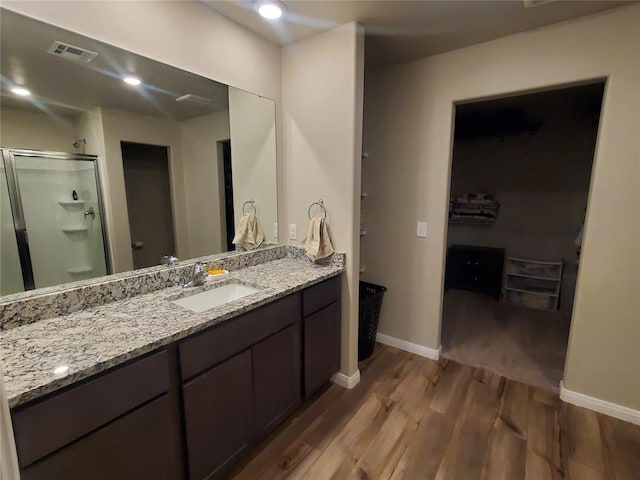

[229,345,640,480]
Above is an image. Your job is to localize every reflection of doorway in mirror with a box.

[121,142,176,269]
[221,140,235,252]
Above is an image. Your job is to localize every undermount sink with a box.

[172,283,260,313]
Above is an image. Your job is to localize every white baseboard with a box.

[375,333,441,360]
[560,381,640,425]
[331,369,361,389]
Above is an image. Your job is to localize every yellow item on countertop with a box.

[207,269,226,275]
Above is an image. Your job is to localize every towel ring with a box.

[308,199,327,221]
[242,199,256,215]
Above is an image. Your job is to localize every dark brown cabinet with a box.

[179,294,302,480]
[12,350,182,480]
[11,277,342,480]
[252,324,301,438]
[21,396,181,480]
[302,276,341,399]
[182,350,254,480]
[444,244,505,299]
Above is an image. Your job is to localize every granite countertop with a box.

[1,257,343,408]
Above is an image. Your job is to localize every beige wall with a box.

[0,106,75,152]
[282,23,364,378]
[180,110,230,257]
[228,88,278,243]
[363,5,639,409]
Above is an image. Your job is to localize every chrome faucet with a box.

[183,262,208,288]
[161,255,179,266]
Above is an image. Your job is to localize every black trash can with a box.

[358,281,387,361]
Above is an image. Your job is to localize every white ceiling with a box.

[0,9,229,120]
[203,0,631,67]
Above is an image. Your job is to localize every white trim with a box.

[560,381,640,425]
[376,333,441,360]
[331,369,361,389]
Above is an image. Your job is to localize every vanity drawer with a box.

[20,396,181,480]
[179,293,301,380]
[12,350,170,468]
[303,276,341,317]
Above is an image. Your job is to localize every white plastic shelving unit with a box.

[504,256,563,310]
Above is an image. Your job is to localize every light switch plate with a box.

[288,224,297,240]
[417,221,427,238]
[273,222,278,239]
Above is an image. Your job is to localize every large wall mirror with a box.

[0,9,278,297]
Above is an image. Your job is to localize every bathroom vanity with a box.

[1,246,343,480]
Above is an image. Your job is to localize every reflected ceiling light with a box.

[256,0,286,20]
[123,75,142,86]
[53,365,69,375]
[11,86,31,96]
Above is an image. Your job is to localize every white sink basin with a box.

[172,283,260,313]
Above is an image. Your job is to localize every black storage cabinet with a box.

[444,244,505,299]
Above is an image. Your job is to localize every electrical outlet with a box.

[288,224,297,240]
[273,222,278,239]
[417,221,427,238]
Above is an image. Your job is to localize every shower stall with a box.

[1,149,110,295]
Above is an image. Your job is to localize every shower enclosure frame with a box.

[1,148,111,292]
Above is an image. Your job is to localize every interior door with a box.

[121,142,175,269]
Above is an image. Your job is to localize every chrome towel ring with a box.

[308,199,327,221]
[242,199,256,215]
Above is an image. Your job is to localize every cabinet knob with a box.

[467,261,471,265]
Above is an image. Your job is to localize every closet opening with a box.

[441,81,605,392]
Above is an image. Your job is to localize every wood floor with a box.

[229,344,640,480]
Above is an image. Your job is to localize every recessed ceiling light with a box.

[123,75,142,86]
[256,0,286,20]
[11,86,31,96]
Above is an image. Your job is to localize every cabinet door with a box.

[304,301,341,399]
[21,396,182,480]
[252,324,301,439]
[476,251,504,297]
[445,248,468,290]
[182,350,254,480]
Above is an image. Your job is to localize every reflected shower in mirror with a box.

[0,9,278,296]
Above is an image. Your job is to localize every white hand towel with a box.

[303,217,322,257]
[301,216,334,262]
[232,213,265,251]
[317,219,334,259]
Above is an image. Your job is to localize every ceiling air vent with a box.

[175,94,212,106]
[524,0,555,7]
[47,41,98,63]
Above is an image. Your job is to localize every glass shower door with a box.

[1,159,25,295]
[1,149,109,292]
